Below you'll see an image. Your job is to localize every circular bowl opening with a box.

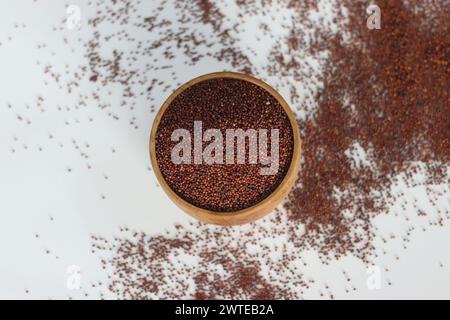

[150,72,301,225]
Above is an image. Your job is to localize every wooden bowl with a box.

[149,72,301,226]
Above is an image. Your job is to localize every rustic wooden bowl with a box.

[150,72,301,226]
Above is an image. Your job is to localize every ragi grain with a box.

[155,78,294,212]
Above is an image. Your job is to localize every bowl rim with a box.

[149,71,301,225]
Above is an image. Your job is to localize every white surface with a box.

[0,0,449,299]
